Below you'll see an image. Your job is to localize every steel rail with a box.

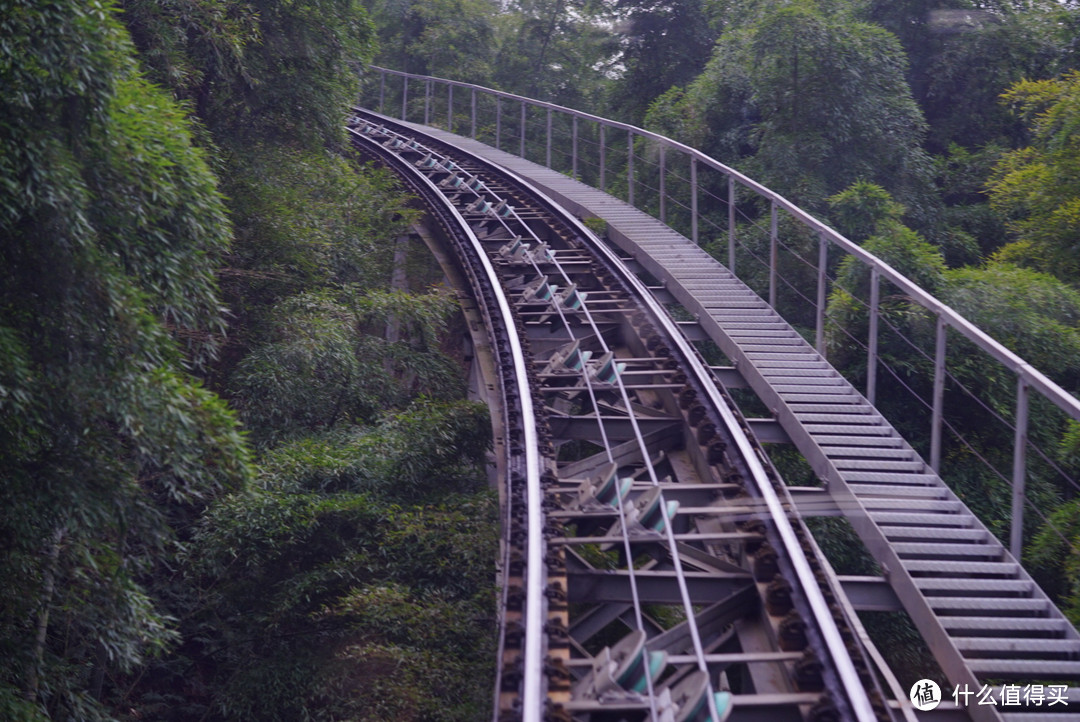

[349,110,880,720]
[459,144,724,719]
[355,127,674,717]
[345,125,547,722]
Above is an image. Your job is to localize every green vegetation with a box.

[2,0,494,719]
[6,0,1080,716]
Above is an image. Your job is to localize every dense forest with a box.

[2,0,1080,719]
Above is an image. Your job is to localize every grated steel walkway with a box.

[386,116,1080,721]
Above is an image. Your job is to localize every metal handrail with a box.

[362,65,1080,558]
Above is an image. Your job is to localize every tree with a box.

[365,0,498,82]
[987,70,1080,283]
[231,287,464,444]
[492,0,618,107]
[0,1,251,717]
[860,0,1080,152]
[645,0,938,223]
[605,0,718,122]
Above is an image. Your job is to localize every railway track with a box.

[347,110,889,722]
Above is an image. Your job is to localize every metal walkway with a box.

[387,116,1080,721]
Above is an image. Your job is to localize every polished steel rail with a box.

[346,125,548,720]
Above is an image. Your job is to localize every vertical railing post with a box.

[690,157,698,244]
[495,96,501,150]
[659,145,667,223]
[599,124,606,191]
[424,79,430,125]
[769,202,778,309]
[379,72,385,114]
[628,131,635,205]
[401,76,408,120]
[448,84,453,133]
[816,230,827,355]
[930,316,947,472]
[544,109,552,168]
[1010,378,1030,559]
[727,175,736,272]
[572,116,578,179]
[520,101,526,158]
[471,89,477,139]
[867,268,880,405]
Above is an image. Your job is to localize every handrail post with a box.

[520,101,526,158]
[378,72,385,114]
[448,84,453,132]
[401,76,408,120]
[628,131,635,205]
[424,78,430,125]
[572,116,578,179]
[816,230,827,355]
[1010,379,1030,559]
[690,157,698,244]
[769,202,778,309]
[930,315,946,472]
[659,146,667,223]
[867,268,880,405]
[546,109,552,168]
[471,88,477,138]
[495,96,501,150]
[599,124,606,190]
[728,175,736,272]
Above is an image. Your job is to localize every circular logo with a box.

[910,679,942,711]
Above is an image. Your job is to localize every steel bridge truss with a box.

[348,114,895,722]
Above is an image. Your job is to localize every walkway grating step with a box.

[763,370,844,380]
[727,329,801,338]
[868,512,969,526]
[833,459,927,472]
[930,598,1046,613]
[955,638,1080,657]
[747,351,829,361]
[893,541,1000,559]
[790,403,880,414]
[863,500,961,513]
[942,617,1069,636]
[905,560,1020,576]
[712,322,795,331]
[796,414,883,425]
[820,447,917,459]
[815,436,905,448]
[915,578,1033,596]
[700,301,771,310]
[842,471,938,483]
[770,376,847,386]
[882,527,988,542]
[781,393,865,404]
[744,343,816,352]
[966,659,1080,679]
[773,383,853,394]
[848,485,948,499]
[708,309,775,318]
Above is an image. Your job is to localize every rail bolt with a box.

[795,650,825,692]
[778,610,808,651]
[752,544,779,581]
[765,575,794,617]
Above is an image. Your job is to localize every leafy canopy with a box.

[988,70,1080,283]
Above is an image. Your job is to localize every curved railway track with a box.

[347,110,888,722]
